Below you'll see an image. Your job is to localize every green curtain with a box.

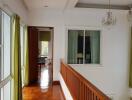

[129,28,132,87]
[68,30,78,64]
[11,14,22,100]
[90,31,100,64]
[24,26,29,86]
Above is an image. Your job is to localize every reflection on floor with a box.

[23,64,65,100]
[38,63,52,88]
[40,66,50,89]
[23,84,65,100]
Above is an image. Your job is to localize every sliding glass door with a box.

[0,10,11,100]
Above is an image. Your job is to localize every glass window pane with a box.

[0,48,1,81]
[0,31,1,45]
[40,41,48,57]
[1,87,3,100]
[3,81,11,100]
[68,30,84,64]
[0,10,2,45]
[85,30,100,64]
[3,12,11,78]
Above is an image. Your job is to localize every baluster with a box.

[84,84,86,100]
[96,96,98,100]
[90,90,92,100]
[86,86,88,100]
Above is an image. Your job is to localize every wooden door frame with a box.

[51,28,54,84]
[30,26,54,85]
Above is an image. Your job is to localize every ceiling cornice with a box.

[76,3,130,10]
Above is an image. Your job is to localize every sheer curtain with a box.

[68,30,78,64]
[90,31,100,64]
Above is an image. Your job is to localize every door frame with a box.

[32,26,54,84]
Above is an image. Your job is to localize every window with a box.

[3,11,11,79]
[0,10,2,81]
[20,25,25,87]
[0,10,11,100]
[20,25,24,68]
[67,29,100,64]
[40,41,48,57]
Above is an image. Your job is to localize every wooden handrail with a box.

[60,60,111,100]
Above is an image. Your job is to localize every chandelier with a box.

[102,0,116,26]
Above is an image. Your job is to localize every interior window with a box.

[68,29,100,64]
[68,30,84,64]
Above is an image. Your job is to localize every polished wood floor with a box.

[23,64,65,100]
[38,64,52,89]
[23,84,65,100]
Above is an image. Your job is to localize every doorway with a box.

[27,26,54,88]
[38,27,53,89]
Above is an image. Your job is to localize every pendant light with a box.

[102,0,116,26]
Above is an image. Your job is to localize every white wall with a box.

[28,8,130,100]
[0,0,28,23]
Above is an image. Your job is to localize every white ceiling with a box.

[24,0,69,10]
[24,0,132,10]
[78,0,132,6]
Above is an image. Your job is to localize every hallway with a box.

[23,84,65,100]
[23,64,65,100]
[38,63,52,89]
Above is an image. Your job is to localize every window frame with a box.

[3,11,11,79]
[0,9,12,100]
[0,10,3,82]
[65,26,103,66]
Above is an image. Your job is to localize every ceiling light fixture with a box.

[102,0,116,26]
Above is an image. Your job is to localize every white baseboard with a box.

[59,73,73,100]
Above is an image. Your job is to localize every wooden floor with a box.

[23,64,65,100]
[23,84,65,100]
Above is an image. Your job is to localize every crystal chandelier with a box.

[102,0,116,26]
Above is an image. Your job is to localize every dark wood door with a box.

[28,26,38,84]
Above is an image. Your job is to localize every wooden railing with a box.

[60,60,111,100]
